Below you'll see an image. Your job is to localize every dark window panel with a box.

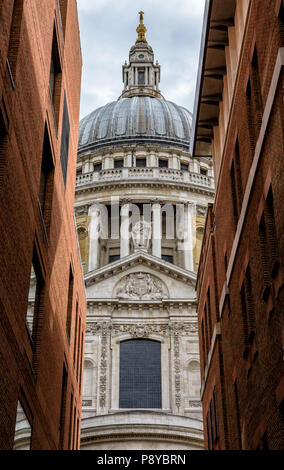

[159,159,168,168]
[114,159,124,168]
[60,93,70,185]
[119,339,162,408]
[136,158,146,167]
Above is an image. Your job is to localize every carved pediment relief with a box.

[114,272,169,300]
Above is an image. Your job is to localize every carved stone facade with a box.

[75,14,214,450]
[116,272,168,300]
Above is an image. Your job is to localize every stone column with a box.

[145,67,148,85]
[135,67,138,86]
[120,203,130,258]
[183,203,195,271]
[152,201,161,258]
[88,204,101,271]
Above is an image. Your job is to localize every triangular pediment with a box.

[85,251,196,301]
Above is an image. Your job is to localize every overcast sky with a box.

[77,0,205,120]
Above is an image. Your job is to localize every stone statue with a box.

[131,219,151,252]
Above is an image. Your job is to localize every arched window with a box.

[119,339,162,408]
[188,360,201,398]
[83,360,95,397]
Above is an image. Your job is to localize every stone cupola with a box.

[120,11,162,99]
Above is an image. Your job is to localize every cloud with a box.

[77,0,205,119]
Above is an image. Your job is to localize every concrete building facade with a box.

[75,13,215,450]
[191,0,284,450]
[0,0,86,450]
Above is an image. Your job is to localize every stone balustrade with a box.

[76,167,214,189]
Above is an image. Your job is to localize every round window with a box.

[138,54,144,59]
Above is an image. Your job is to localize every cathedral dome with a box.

[78,96,192,153]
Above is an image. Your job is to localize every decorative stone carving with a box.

[188,401,202,408]
[115,272,168,300]
[112,323,170,338]
[131,219,152,252]
[172,326,181,409]
[99,322,111,409]
[78,225,88,240]
[86,321,198,337]
[74,204,90,216]
[196,206,207,217]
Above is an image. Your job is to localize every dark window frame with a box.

[26,248,44,349]
[38,125,55,239]
[136,158,147,168]
[7,0,24,84]
[49,25,62,129]
[66,265,74,343]
[158,159,168,168]
[59,364,68,449]
[119,339,162,409]
[60,93,70,185]
[114,159,124,169]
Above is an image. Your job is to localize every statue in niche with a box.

[131,218,151,252]
[116,272,168,300]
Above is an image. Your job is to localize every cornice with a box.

[75,179,215,197]
[84,251,197,288]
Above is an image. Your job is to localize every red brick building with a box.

[191,0,284,449]
[0,0,86,449]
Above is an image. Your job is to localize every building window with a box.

[38,126,54,235]
[234,381,242,449]
[181,163,189,171]
[119,339,162,408]
[210,400,215,446]
[72,406,77,450]
[204,303,210,354]
[207,288,213,340]
[59,364,68,449]
[206,413,211,450]
[13,400,32,450]
[26,249,44,347]
[76,317,81,381]
[73,302,79,369]
[161,254,173,264]
[49,26,62,127]
[213,387,219,441]
[230,160,239,228]
[200,167,207,176]
[138,69,145,85]
[251,47,263,132]
[109,254,120,263]
[93,162,102,172]
[258,187,279,292]
[240,264,255,353]
[60,93,70,185]
[68,392,74,450]
[201,319,206,371]
[114,159,124,168]
[66,265,74,342]
[136,158,147,167]
[7,0,24,83]
[246,78,255,152]
[159,159,168,168]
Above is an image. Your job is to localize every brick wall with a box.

[196,0,284,450]
[0,0,86,450]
